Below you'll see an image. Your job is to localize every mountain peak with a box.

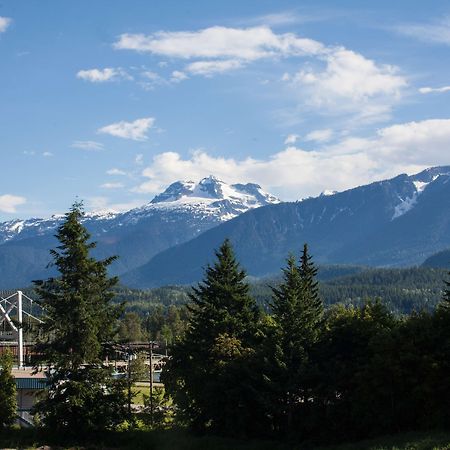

[150,176,280,210]
[150,180,196,203]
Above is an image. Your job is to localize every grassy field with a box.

[0,429,449,450]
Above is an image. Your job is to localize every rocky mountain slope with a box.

[122,166,450,288]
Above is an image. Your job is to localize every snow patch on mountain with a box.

[148,175,280,219]
[413,181,430,193]
[392,174,440,220]
[320,190,338,197]
[392,193,419,220]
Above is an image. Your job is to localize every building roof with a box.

[15,378,47,390]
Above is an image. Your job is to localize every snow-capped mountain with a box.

[0,176,279,288]
[122,166,450,288]
[0,176,279,246]
[148,176,279,219]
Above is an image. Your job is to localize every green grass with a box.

[131,383,150,405]
[317,431,450,450]
[0,428,448,450]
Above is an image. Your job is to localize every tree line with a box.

[162,240,450,443]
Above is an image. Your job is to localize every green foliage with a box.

[162,239,263,436]
[267,245,324,434]
[118,312,145,342]
[440,268,450,310]
[128,354,148,382]
[32,201,128,431]
[142,386,175,428]
[0,349,17,428]
[0,428,450,450]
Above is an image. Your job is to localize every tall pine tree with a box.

[33,201,128,431]
[162,239,262,436]
[298,243,323,344]
[268,244,323,434]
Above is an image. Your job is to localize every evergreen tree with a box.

[0,349,17,429]
[162,239,262,436]
[33,201,128,431]
[439,268,450,310]
[268,245,323,434]
[298,243,323,343]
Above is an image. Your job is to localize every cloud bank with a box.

[0,194,26,213]
[114,25,407,122]
[134,119,450,200]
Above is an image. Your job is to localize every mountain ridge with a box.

[122,166,450,288]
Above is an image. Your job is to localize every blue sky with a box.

[2,0,450,220]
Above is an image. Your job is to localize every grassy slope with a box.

[0,429,449,450]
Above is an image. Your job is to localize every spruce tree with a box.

[0,349,17,429]
[298,243,323,344]
[33,201,128,431]
[268,245,323,433]
[162,239,261,435]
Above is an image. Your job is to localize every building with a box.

[12,367,47,426]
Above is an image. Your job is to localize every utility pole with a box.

[149,340,154,426]
[127,351,132,415]
[17,290,23,368]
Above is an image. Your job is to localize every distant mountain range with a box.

[2,167,450,290]
[122,166,450,288]
[0,176,279,288]
[422,249,450,268]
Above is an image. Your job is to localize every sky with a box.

[2,0,450,220]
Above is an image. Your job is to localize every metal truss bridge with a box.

[0,290,43,368]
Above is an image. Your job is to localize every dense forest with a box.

[160,240,450,443]
[4,265,447,345]
[105,265,448,343]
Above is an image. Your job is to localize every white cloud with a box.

[0,194,26,213]
[133,148,376,199]
[87,196,142,214]
[135,154,144,165]
[114,25,406,121]
[170,70,188,83]
[42,151,53,157]
[369,119,450,165]
[98,117,155,141]
[100,182,124,189]
[138,70,168,90]
[114,26,325,60]
[133,118,450,200]
[395,17,450,45]
[305,129,333,142]
[286,48,406,121]
[284,134,299,145]
[141,70,160,80]
[106,168,127,176]
[76,67,130,83]
[248,11,306,27]
[71,140,105,151]
[0,17,11,33]
[419,86,450,94]
[185,59,243,76]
